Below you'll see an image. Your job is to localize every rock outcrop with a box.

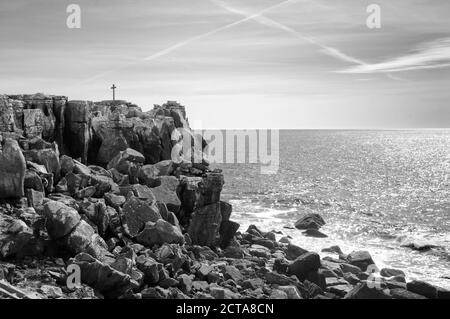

[0,93,447,300]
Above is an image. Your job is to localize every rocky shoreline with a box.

[0,93,448,299]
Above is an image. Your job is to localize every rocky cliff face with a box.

[0,94,243,298]
[2,94,445,300]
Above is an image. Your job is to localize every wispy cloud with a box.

[339,38,450,74]
[210,0,367,66]
[77,0,294,85]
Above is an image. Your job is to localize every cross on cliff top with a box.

[111,84,116,101]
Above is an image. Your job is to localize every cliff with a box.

[0,94,448,300]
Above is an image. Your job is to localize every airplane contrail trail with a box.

[77,0,295,85]
[210,0,367,66]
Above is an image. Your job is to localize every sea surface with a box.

[214,130,450,289]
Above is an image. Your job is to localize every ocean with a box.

[215,130,450,289]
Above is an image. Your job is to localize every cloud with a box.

[76,0,294,85]
[339,38,450,74]
[210,0,367,66]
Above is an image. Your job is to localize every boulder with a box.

[121,196,161,237]
[136,219,185,247]
[288,252,321,280]
[107,148,145,183]
[0,138,26,198]
[150,176,181,213]
[380,268,405,278]
[294,213,326,230]
[64,220,111,261]
[43,200,81,239]
[70,253,131,298]
[344,282,391,299]
[406,280,438,299]
[23,146,61,182]
[188,203,222,247]
[390,288,427,299]
[0,214,34,259]
[286,244,308,261]
[218,220,240,248]
[347,250,375,271]
[136,255,161,285]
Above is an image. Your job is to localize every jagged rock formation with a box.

[0,93,448,300]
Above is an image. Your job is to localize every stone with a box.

[344,282,391,299]
[192,280,209,291]
[39,285,64,299]
[65,220,110,261]
[222,265,243,283]
[0,214,34,259]
[270,289,288,299]
[178,274,193,293]
[328,284,353,297]
[219,220,240,249]
[242,278,264,290]
[150,176,181,213]
[347,250,375,271]
[137,164,162,187]
[220,201,232,222]
[277,285,302,299]
[302,229,328,238]
[23,146,61,181]
[390,288,427,299]
[26,189,45,210]
[70,252,131,298]
[121,196,161,237]
[265,272,296,286]
[223,246,245,260]
[437,287,450,299]
[104,193,126,210]
[288,252,321,280]
[0,138,26,198]
[60,155,75,176]
[294,213,325,230]
[380,268,405,278]
[197,263,214,280]
[286,243,308,260]
[136,255,160,285]
[406,280,438,299]
[43,200,81,239]
[321,245,344,255]
[249,245,271,258]
[136,219,184,247]
[188,202,222,247]
[340,263,362,275]
[107,148,145,182]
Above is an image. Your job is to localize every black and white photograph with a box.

[0,0,449,308]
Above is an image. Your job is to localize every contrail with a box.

[210,0,367,66]
[77,0,295,85]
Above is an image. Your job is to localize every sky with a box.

[0,0,449,129]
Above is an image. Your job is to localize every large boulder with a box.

[188,202,222,247]
[43,200,81,239]
[0,214,34,259]
[151,176,181,213]
[107,148,145,183]
[23,146,61,182]
[0,138,26,198]
[69,253,131,298]
[288,252,321,281]
[136,219,184,247]
[406,280,438,299]
[344,282,391,299]
[121,196,161,237]
[347,250,376,272]
[64,100,92,164]
[294,213,326,230]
